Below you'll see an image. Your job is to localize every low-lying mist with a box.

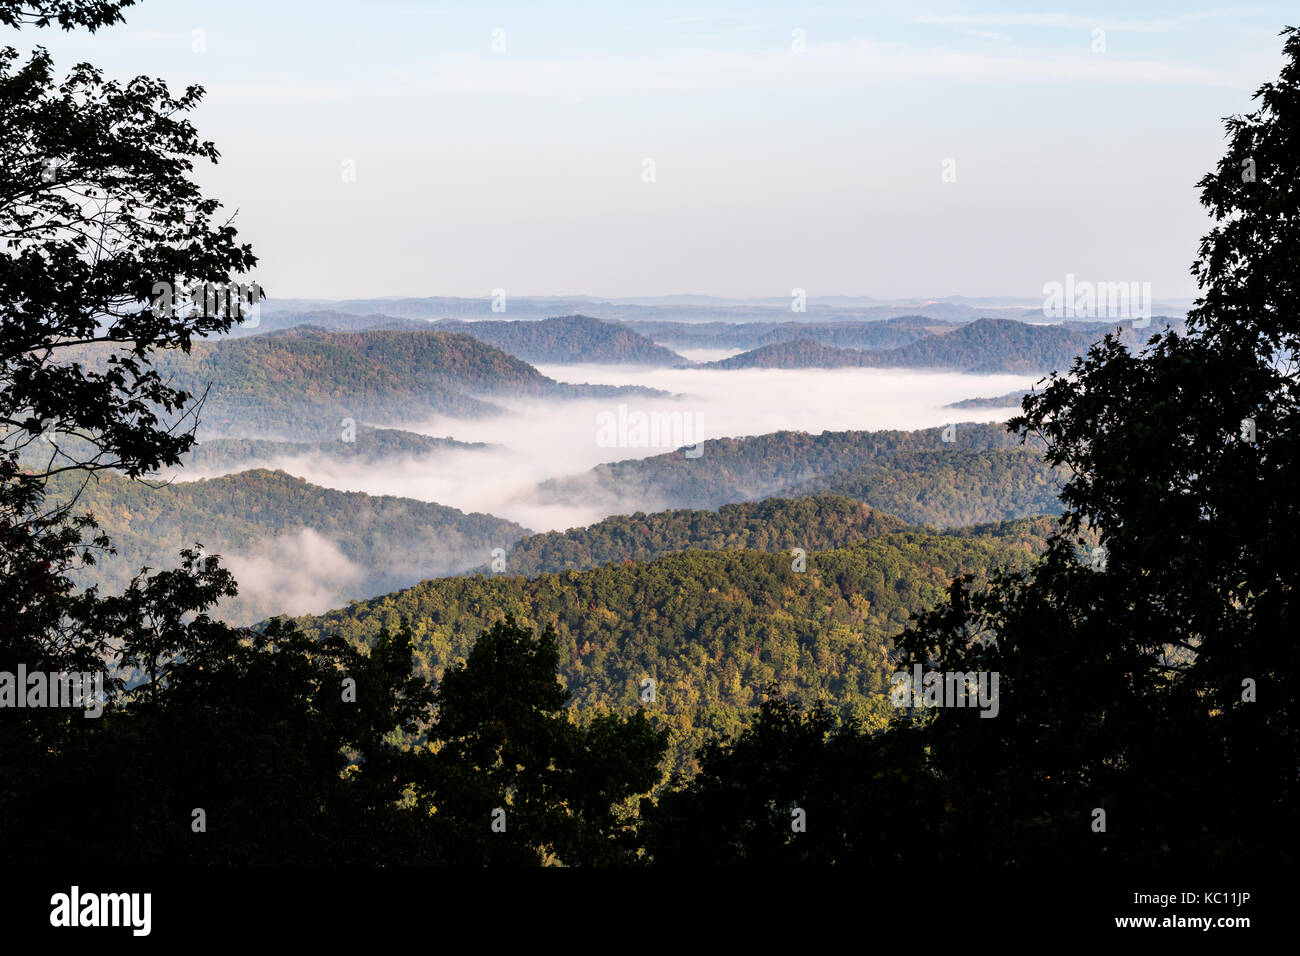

[172,365,1037,533]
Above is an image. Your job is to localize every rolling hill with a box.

[54,468,530,624]
[851,318,1090,372]
[433,314,690,366]
[629,315,945,352]
[704,317,1182,373]
[705,338,876,369]
[495,494,911,577]
[530,422,1062,525]
[219,310,432,337]
[779,447,1063,526]
[946,390,1029,409]
[289,523,1050,775]
[133,327,670,440]
[176,427,494,473]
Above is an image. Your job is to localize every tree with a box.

[1,0,260,672]
[642,692,945,865]
[891,26,1300,866]
[1,6,672,867]
[0,1,267,846]
[428,616,668,865]
[0,0,445,867]
[1,6,258,483]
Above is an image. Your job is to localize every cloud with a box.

[911,10,1259,34]
[133,30,188,42]
[416,39,1230,95]
[960,29,1012,41]
[658,12,757,26]
[204,34,1238,105]
[204,81,366,104]
[221,528,365,618]
[174,367,1039,533]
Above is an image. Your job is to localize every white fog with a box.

[173,366,1037,533]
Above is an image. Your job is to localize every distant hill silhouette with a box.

[946,390,1029,409]
[220,309,431,337]
[627,315,946,352]
[177,427,495,472]
[434,314,690,366]
[705,317,1182,373]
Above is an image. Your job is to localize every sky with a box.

[6,1,1293,300]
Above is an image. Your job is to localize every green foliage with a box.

[499,494,909,577]
[10,589,666,863]
[535,422,1062,525]
[2,1,670,870]
[1,0,257,668]
[642,695,945,865]
[942,513,1062,555]
[429,617,669,865]
[785,448,1064,527]
[7,0,1290,872]
[707,317,1182,373]
[291,528,1043,776]
[1,21,258,481]
[435,314,689,366]
[0,0,135,31]
[879,27,1300,866]
[49,467,528,623]
[178,427,491,472]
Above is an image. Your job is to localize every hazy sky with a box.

[8,1,1292,300]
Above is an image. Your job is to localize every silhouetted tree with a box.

[643,693,946,865]
[889,25,1300,866]
[647,27,1300,868]
[0,1,672,868]
[429,617,668,865]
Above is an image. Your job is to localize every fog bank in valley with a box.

[178,366,1037,534]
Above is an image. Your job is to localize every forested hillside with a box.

[856,317,1093,371]
[532,422,1061,523]
[705,337,875,369]
[119,327,668,439]
[291,526,1047,774]
[705,317,1182,373]
[782,447,1062,526]
[946,390,1029,408]
[54,468,528,623]
[627,315,944,352]
[178,427,493,472]
[434,314,689,366]
[163,328,503,437]
[497,494,911,576]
